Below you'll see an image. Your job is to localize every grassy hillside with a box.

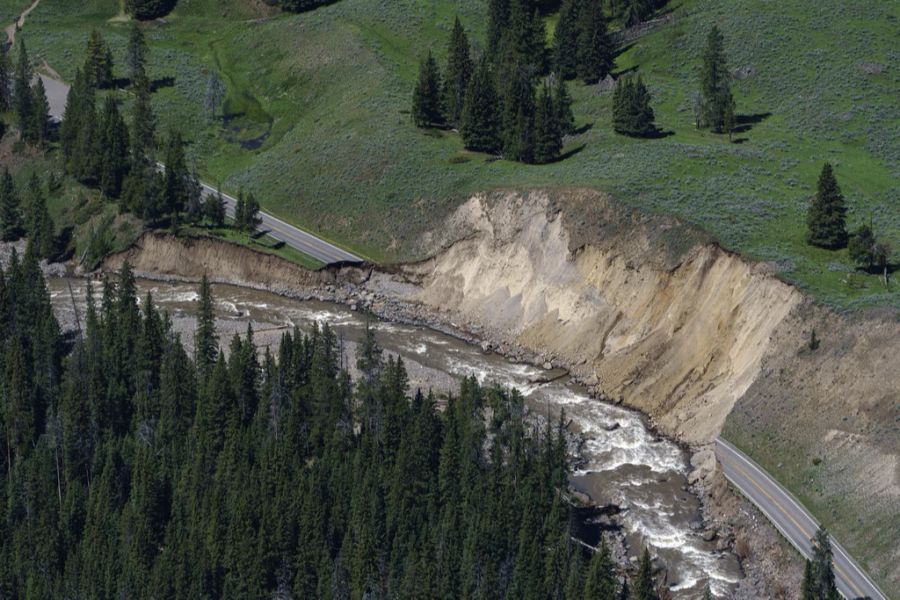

[7,0,899,311]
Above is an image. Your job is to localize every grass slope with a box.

[14,0,900,309]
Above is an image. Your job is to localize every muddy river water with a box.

[48,277,741,598]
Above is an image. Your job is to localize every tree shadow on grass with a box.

[550,144,587,163]
[613,65,639,78]
[613,42,636,60]
[150,77,175,93]
[572,122,593,135]
[733,112,772,134]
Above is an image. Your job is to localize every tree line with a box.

[0,262,675,599]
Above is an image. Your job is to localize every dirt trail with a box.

[4,0,41,46]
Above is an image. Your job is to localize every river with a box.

[47,277,741,598]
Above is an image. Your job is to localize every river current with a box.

[48,278,741,598]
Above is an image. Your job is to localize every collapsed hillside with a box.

[105,189,899,594]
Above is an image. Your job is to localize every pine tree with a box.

[204,188,226,227]
[810,528,840,600]
[612,74,656,137]
[0,168,22,242]
[807,163,848,249]
[234,191,246,231]
[554,0,581,79]
[554,77,575,135]
[699,26,735,133]
[242,192,262,234]
[460,57,501,154]
[25,174,54,259]
[577,0,614,84]
[500,65,536,163]
[131,71,156,159]
[533,82,562,164]
[0,50,12,112]
[29,77,51,145]
[195,274,218,378]
[126,22,147,82]
[84,30,115,89]
[582,539,617,600]
[442,18,473,127]
[412,51,444,128]
[13,39,33,139]
[487,0,511,55]
[633,548,659,600]
[161,130,195,221]
[98,97,130,198]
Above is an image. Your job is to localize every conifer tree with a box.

[554,77,575,135]
[807,163,848,249]
[0,168,22,242]
[554,0,581,79]
[533,82,562,164]
[582,539,617,600]
[161,130,195,221]
[633,548,660,600]
[0,50,12,112]
[487,0,511,55]
[131,71,156,159]
[98,97,130,198]
[203,188,226,227]
[461,58,501,154]
[500,65,536,163]
[612,74,656,136]
[13,39,33,138]
[412,51,444,128]
[242,192,262,234]
[802,559,816,600]
[809,528,840,600]
[84,30,114,89]
[443,18,473,127]
[126,22,148,82]
[699,26,735,133]
[195,274,218,378]
[577,0,614,84]
[29,77,51,144]
[25,173,54,259]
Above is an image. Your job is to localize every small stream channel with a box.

[48,277,742,598]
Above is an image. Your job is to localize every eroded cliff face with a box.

[394,190,803,443]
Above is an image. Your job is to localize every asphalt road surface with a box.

[196,181,363,265]
[715,439,889,600]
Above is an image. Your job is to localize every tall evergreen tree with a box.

[203,188,226,227]
[500,65,536,163]
[699,26,735,133]
[412,51,444,128]
[0,50,12,112]
[577,0,614,84]
[13,39,33,139]
[553,0,581,79]
[612,74,656,136]
[84,30,114,89]
[442,18,473,127]
[25,173,54,259]
[806,163,848,249]
[460,58,501,154]
[633,548,660,600]
[554,77,575,135]
[533,82,562,164]
[195,275,218,378]
[809,528,840,600]
[0,168,21,242]
[486,0,511,55]
[131,71,156,160]
[29,77,51,145]
[161,130,196,221]
[582,539,617,600]
[126,22,148,82]
[98,97,131,198]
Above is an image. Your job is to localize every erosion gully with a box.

[48,277,741,598]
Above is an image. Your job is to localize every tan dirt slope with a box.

[105,189,899,593]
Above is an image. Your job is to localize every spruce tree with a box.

[460,58,501,154]
[554,78,575,135]
[533,83,562,164]
[807,163,848,249]
[195,274,218,378]
[0,168,22,242]
[500,65,536,163]
[131,71,156,160]
[577,0,614,84]
[612,74,656,137]
[13,39,33,139]
[242,192,262,234]
[487,0,511,55]
[412,51,444,128]
[126,22,148,82]
[204,188,226,227]
[700,26,735,133]
[98,97,130,198]
[554,0,581,79]
[442,18,473,127]
[810,528,840,600]
[84,30,114,89]
[582,539,617,600]
[161,130,194,220]
[633,548,659,600]
[234,191,246,231]
[0,50,12,112]
[25,173,55,259]
[29,77,51,145]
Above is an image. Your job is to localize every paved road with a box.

[195,180,362,265]
[715,439,889,600]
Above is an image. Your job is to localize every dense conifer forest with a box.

[0,258,663,599]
